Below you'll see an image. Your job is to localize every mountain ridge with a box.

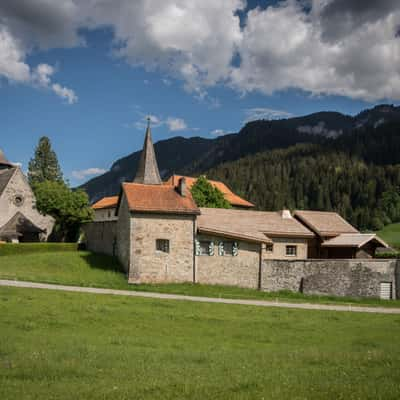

[80,104,400,202]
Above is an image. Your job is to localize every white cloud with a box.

[2,0,400,102]
[231,1,400,101]
[71,167,107,180]
[0,26,30,82]
[134,114,190,132]
[51,83,78,104]
[211,129,229,136]
[244,107,293,122]
[0,25,78,103]
[166,117,187,131]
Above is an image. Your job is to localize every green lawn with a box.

[1,286,400,399]
[0,249,400,308]
[378,222,400,249]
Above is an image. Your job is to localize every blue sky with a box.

[1,1,399,186]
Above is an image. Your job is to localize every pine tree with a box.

[28,136,63,186]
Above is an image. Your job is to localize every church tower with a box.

[133,118,162,185]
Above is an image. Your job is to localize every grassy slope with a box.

[0,250,399,307]
[1,286,400,399]
[378,222,400,249]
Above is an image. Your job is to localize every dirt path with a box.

[1,279,399,314]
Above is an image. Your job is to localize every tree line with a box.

[206,142,400,231]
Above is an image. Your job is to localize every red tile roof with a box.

[165,175,254,208]
[121,182,200,215]
[92,196,119,210]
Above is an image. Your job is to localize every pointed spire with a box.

[133,117,162,185]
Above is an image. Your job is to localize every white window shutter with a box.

[209,241,215,256]
[232,242,239,256]
[195,240,201,256]
[218,242,224,256]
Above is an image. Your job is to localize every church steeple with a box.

[133,118,162,185]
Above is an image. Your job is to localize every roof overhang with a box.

[321,234,389,249]
[198,226,272,244]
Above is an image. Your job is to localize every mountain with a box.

[205,119,400,231]
[80,104,400,202]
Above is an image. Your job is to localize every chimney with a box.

[178,177,187,197]
[281,209,292,219]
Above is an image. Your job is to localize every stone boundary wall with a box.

[83,221,117,256]
[261,259,399,299]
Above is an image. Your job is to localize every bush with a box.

[0,243,78,256]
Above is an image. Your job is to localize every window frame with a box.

[197,241,214,256]
[156,239,170,254]
[285,245,297,257]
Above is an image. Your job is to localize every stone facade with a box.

[128,212,195,283]
[264,237,308,260]
[82,221,117,256]
[93,208,117,222]
[261,259,399,299]
[0,167,54,241]
[196,234,261,288]
[116,194,132,273]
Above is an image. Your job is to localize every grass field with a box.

[1,250,400,307]
[378,222,400,249]
[1,286,400,399]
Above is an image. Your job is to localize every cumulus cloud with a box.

[31,63,78,103]
[318,0,400,42]
[2,0,400,102]
[71,167,107,180]
[231,0,400,101]
[0,26,30,82]
[166,117,187,131]
[244,107,293,122]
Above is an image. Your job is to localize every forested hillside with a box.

[206,122,400,231]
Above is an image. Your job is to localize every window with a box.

[156,239,170,253]
[265,244,273,252]
[196,241,214,256]
[286,245,297,256]
[13,194,24,207]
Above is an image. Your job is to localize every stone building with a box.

[0,150,54,242]
[84,122,396,299]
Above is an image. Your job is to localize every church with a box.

[84,121,390,290]
[0,150,54,242]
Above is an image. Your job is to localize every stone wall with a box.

[264,237,308,260]
[0,168,54,240]
[83,221,117,256]
[93,207,117,222]
[116,194,132,273]
[261,259,399,299]
[196,234,261,288]
[129,213,195,284]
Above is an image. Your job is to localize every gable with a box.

[0,168,16,198]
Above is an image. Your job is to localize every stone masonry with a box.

[128,213,196,284]
[196,234,260,289]
[0,167,54,240]
[261,259,399,299]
